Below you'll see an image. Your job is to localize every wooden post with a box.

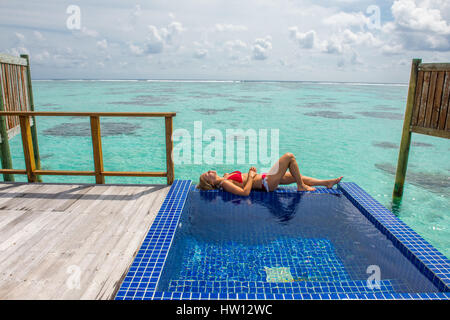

[19,115,37,182]
[21,54,42,182]
[393,59,422,200]
[90,116,105,184]
[165,116,174,185]
[0,72,14,181]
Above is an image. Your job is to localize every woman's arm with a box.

[221,167,257,196]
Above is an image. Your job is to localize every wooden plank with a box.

[417,71,431,127]
[419,63,450,72]
[0,111,176,117]
[393,59,422,200]
[446,97,450,131]
[424,71,437,128]
[411,70,424,126]
[411,125,450,138]
[19,116,37,182]
[430,71,445,129]
[0,65,14,181]
[0,182,169,299]
[0,54,28,66]
[102,171,167,177]
[165,116,174,185]
[439,72,450,130]
[90,116,104,184]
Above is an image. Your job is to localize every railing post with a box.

[90,116,105,184]
[21,54,42,182]
[393,58,422,201]
[165,116,174,185]
[19,115,37,182]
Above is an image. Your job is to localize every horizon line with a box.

[33,79,409,86]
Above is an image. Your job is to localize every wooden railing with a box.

[393,59,449,200]
[0,111,176,184]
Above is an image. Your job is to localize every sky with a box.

[1,0,450,82]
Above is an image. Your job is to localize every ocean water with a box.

[4,80,449,258]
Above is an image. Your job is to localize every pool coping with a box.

[115,180,450,300]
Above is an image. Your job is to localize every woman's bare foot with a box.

[325,176,343,189]
[298,184,316,192]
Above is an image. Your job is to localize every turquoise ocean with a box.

[5,80,449,257]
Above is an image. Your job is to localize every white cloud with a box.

[146,25,165,54]
[161,22,185,45]
[7,47,29,57]
[15,32,25,42]
[129,43,144,56]
[289,28,317,49]
[381,0,450,51]
[215,24,248,32]
[252,36,272,60]
[323,11,370,30]
[96,39,108,49]
[33,31,45,41]
[391,0,450,34]
[80,26,99,37]
[140,21,186,55]
[322,38,343,54]
[223,39,247,60]
[193,48,208,59]
[35,50,50,62]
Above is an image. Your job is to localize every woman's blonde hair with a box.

[197,174,216,190]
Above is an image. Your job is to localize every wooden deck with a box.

[0,182,170,300]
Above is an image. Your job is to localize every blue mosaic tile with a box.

[115,180,450,300]
[338,182,450,292]
[115,180,192,300]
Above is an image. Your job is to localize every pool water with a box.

[5,80,449,257]
[155,188,439,295]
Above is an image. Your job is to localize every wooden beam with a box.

[419,63,450,72]
[0,54,28,66]
[393,58,422,200]
[34,170,96,176]
[0,111,176,117]
[410,126,450,139]
[0,170,168,177]
[165,116,174,185]
[90,116,104,184]
[0,65,14,181]
[21,54,42,182]
[19,115,37,182]
[0,169,27,174]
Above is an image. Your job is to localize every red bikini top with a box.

[226,171,243,183]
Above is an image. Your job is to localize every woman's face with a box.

[201,170,218,184]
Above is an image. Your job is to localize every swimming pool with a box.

[115,181,450,300]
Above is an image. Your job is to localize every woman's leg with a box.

[279,173,343,189]
[266,153,315,191]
